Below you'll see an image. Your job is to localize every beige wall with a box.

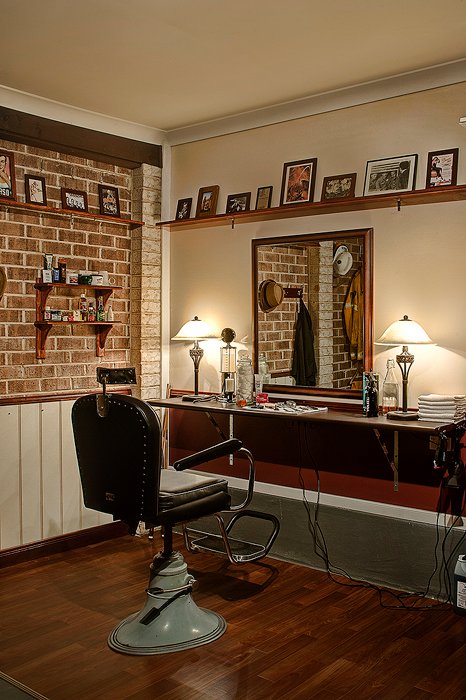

[168,83,466,405]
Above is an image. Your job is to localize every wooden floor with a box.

[1,533,466,700]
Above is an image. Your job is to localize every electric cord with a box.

[296,422,459,611]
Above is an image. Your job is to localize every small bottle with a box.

[87,301,96,322]
[365,373,379,417]
[79,293,87,321]
[43,305,51,321]
[106,305,114,322]
[382,359,400,415]
[236,353,254,405]
[96,297,105,321]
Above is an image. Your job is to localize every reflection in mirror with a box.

[252,228,373,398]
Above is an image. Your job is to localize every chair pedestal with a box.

[108,550,226,655]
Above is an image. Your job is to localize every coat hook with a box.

[231,218,235,229]
[397,198,401,212]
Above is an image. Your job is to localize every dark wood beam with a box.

[0,106,162,170]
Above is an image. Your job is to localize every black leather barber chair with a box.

[71,369,279,655]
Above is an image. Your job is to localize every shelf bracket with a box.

[95,324,112,357]
[35,323,52,360]
[373,428,399,491]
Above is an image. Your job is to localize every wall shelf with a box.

[1,198,144,228]
[34,282,121,359]
[159,184,466,230]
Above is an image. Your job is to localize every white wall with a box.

[168,84,466,405]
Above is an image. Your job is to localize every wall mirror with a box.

[252,228,373,398]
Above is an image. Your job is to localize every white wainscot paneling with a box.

[0,400,112,551]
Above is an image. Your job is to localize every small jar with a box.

[236,354,254,405]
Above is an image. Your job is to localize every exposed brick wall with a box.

[0,139,134,397]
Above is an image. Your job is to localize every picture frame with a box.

[321,173,357,201]
[280,157,317,206]
[425,148,459,188]
[255,185,273,210]
[175,197,192,220]
[195,185,219,218]
[0,149,16,201]
[226,192,251,213]
[98,184,120,217]
[363,154,417,196]
[25,175,47,205]
[61,187,88,212]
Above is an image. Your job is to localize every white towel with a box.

[418,393,456,402]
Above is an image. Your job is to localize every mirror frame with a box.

[252,227,373,399]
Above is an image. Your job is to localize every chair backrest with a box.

[72,393,162,533]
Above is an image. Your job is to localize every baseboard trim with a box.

[0,521,128,568]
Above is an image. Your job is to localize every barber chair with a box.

[71,368,279,655]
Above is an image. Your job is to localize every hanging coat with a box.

[343,269,364,361]
[291,298,317,386]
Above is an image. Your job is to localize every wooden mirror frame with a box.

[252,227,373,400]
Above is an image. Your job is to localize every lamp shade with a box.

[172,316,217,341]
[376,315,432,346]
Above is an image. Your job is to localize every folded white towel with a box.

[418,414,457,422]
[418,393,456,402]
[418,402,456,408]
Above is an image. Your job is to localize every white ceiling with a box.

[1,0,466,136]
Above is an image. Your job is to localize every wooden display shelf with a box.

[1,198,144,228]
[159,184,466,230]
[34,282,121,359]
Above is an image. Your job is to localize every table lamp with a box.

[172,316,217,401]
[376,314,432,420]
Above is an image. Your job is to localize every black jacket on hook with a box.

[291,298,317,386]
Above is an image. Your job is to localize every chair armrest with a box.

[173,439,242,471]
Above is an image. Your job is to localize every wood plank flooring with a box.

[1,533,466,700]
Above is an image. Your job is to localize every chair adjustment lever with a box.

[139,586,193,626]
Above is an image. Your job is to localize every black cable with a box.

[297,421,455,611]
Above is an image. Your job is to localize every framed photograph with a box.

[195,185,219,218]
[61,187,88,212]
[226,192,251,213]
[321,173,357,201]
[255,185,273,210]
[280,157,317,205]
[25,175,47,205]
[425,148,459,188]
[175,197,192,220]
[363,154,417,196]
[98,184,120,217]
[0,149,16,200]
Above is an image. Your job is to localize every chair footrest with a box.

[190,532,267,563]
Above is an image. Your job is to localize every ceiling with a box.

[1,0,466,134]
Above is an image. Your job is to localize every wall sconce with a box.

[172,316,217,400]
[376,314,432,420]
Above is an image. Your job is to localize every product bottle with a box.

[258,351,271,383]
[96,297,105,321]
[79,293,87,321]
[381,359,400,414]
[106,305,114,322]
[365,373,379,417]
[236,354,254,405]
[87,301,96,322]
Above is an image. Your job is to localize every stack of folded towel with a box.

[417,394,466,422]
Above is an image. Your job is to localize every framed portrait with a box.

[363,154,417,196]
[280,157,317,206]
[321,173,357,201]
[0,149,16,201]
[425,148,459,188]
[98,184,120,217]
[175,197,192,220]
[255,185,273,210]
[195,185,219,218]
[25,175,47,205]
[61,187,88,212]
[61,187,87,211]
[226,192,251,214]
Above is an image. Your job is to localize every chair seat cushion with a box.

[157,469,231,524]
